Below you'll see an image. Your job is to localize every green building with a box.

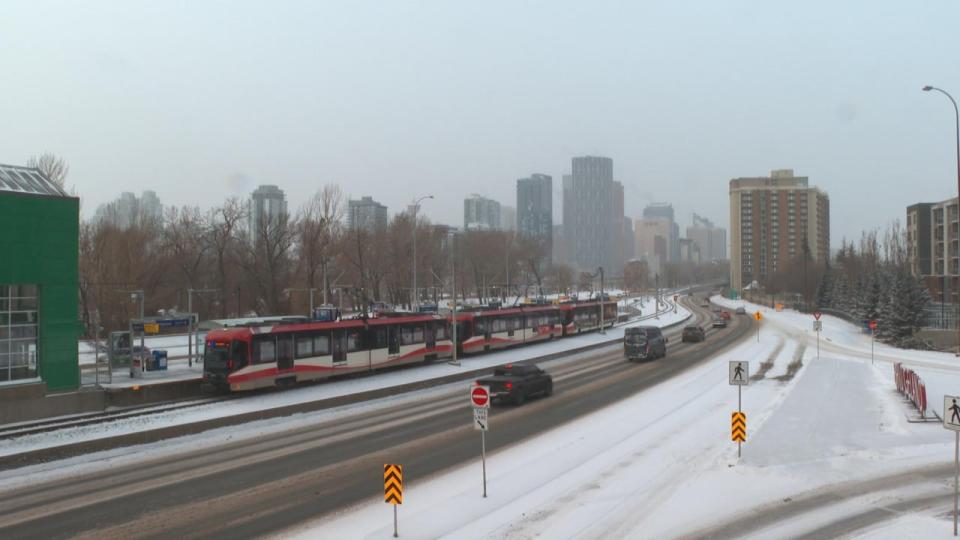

[0,163,79,391]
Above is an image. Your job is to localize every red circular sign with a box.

[471,386,489,407]
[869,320,878,330]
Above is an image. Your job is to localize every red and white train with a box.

[203,300,618,392]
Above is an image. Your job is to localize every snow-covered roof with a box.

[0,163,69,198]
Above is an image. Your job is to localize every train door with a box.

[424,323,436,360]
[277,334,294,371]
[388,325,400,355]
[331,330,347,365]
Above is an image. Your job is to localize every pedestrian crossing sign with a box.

[945,395,960,432]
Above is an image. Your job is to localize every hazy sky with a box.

[2,1,959,244]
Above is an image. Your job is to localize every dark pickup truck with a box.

[476,364,552,405]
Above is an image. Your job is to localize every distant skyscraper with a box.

[249,185,288,240]
[348,196,388,233]
[634,217,672,277]
[729,169,830,292]
[517,174,553,260]
[686,213,727,262]
[643,203,679,264]
[565,156,618,271]
[464,194,501,230]
[94,190,163,229]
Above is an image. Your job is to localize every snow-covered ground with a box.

[277,297,960,539]
[0,300,691,458]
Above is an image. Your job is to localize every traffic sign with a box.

[945,396,960,432]
[813,311,822,320]
[474,407,489,431]
[813,320,822,332]
[731,412,747,442]
[729,361,749,386]
[384,464,403,504]
[143,323,160,334]
[753,311,762,321]
[673,294,678,302]
[471,385,490,408]
[869,320,878,331]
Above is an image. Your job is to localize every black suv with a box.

[624,326,668,361]
[681,325,706,343]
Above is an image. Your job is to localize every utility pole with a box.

[188,288,218,367]
[449,232,460,366]
[412,195,434,311]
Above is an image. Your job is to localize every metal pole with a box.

[394,505,398,538]
[817,329,820,361]
[413,204,417,311]
[482,430,487,498]
[923,86,960,358]
[954,429,958,536]
[309,288,314,315]
[871,331,875,365]
[738,384,742,459]
[188,289,193,368]
[450,233,459,367]
[599,267,605,334]
[139,292,145,356]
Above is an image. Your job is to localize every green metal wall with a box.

[0,193,79,391]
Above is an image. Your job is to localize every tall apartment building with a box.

[500,205,516,232]
[729,169,830,292]
[686,213,728,261]
[642,203,679,264]
[906,199,956,303]
[563,156,618,272]
[249,185,288,240]
[634,217,672,277]
[348,195,388,233]
[464,194,501,231]
[93,190,163,229]
[517,174,553,260]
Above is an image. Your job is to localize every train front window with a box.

[205,342,230,369]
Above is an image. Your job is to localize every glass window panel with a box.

[313,335,330,354]
[296,336,313,358]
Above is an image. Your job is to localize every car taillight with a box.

[505,382,513,389]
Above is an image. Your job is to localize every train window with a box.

[255,338,276,363]
[231,340,249,369]
[372,328,388,349]
[436,324,447,340]
[493,318,506,333]
[313,335,331,355]
[400,327,414,345]
[475,318,487,335]
[347,331,363,352]
[296,336,313,358]
[413,326,424,343]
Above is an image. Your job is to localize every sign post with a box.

[673,294,678,314]
[383,464,403,537]
[471,385,491,497]
[813,312,822,361]
[944,395,960,536]
[729,361,749,457]
[753,311,762,342]
[869,320,878,365]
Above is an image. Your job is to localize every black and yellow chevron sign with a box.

[731,412,747,443]
[384,464,403,505]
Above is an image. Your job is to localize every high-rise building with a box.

[517,174,553,259]
[464,194,501,231]
[680,238,701,264]
[686,213,727,262]
[564,156,618,272]
[634,217,672,277]
[643,203,679,264]
[500,205,516,232]
[729,169,830,292]
[907,199,956,304]
[348,195,388,233]
[249,185,288,240]
[94,190,163,229]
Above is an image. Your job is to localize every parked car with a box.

[735,307,747,315]
[681,325,706,343]
[476,364,552,406]
[624,326,668,361]
[712,317,728,329]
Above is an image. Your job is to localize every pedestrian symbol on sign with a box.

[951,399,960,425]
[729,361,749,386]
[944,395,960,432]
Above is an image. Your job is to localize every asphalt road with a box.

[0,298,752,540]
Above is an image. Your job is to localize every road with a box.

[0,298,751,539]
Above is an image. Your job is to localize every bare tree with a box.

[297,184,344,305]
[239,211,297,314]
[27,152,69,190]
[203,198,245,317]
[162,206,208,291]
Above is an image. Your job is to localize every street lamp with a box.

[188,288,218,367]
[923,85,960,355]
[412,195,434,311]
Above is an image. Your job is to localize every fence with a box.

[894,362,927,418]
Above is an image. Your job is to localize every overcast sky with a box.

[2,1,959,243]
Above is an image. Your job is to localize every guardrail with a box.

[894,362,927,418]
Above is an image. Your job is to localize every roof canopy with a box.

[0,163,69,198]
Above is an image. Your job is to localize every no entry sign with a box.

[471,385,490,408]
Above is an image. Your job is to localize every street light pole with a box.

[924,85,960,355]
[412,195,434,312]
[188,288,218,367]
